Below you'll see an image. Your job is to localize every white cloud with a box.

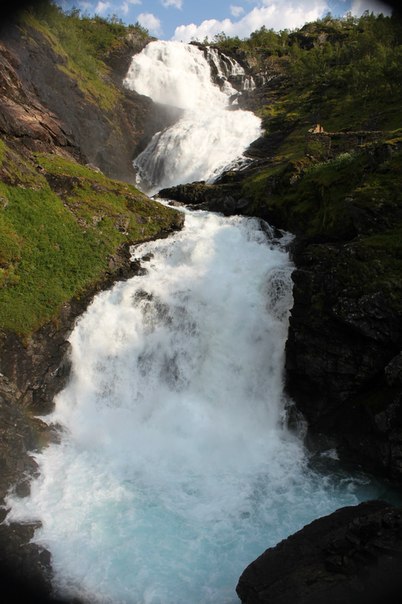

[231,5,245,17]
[349,0,392,16]
[161,0,183,8]
[173,1,328,42]
[121,0,142,12]
[138,12,163,35]
[95,1,111,15]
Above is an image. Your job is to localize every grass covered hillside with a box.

[213,12,402,191]
[0,145,182,336]
[0,3,182,543]
[208,12,402,313]
[0,3,182,337]
[234,13,402,332]
[215,12,402,131]
[20,1,150,111]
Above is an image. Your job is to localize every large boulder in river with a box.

[158,181,250,214]
[236,500,402,604]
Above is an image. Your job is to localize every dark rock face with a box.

[236,500,402,604]
[286,240,402,482]
[0,521,59,604]
[0,39,80,159]
[157,153,271,212]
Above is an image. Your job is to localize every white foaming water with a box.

[124,41,261,194]
[7,209,379,604]
[205,47,256,94]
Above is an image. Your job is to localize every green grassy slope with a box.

[21,2,150,110]
[0,143,182,336]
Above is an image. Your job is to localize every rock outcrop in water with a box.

[236,500,402,604]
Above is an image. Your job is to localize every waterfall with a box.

[6,41,383,604]
[203,47,256,93]
[6,210,379,604]
[123,41,261,195]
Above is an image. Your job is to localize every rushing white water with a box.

[7,209,380,604]
[6,39,388,604]
[124,41,261,194]
[205,47,256,94]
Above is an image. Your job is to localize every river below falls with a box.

[6,207,390,604]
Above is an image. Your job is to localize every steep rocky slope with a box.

[162,149,402,482]
[0,9,179,183]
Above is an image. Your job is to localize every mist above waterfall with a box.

[124,41,261,194]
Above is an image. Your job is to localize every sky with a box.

[55,0,393,41]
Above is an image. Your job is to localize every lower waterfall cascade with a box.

[6,41,390,604]
[7,210,383,603]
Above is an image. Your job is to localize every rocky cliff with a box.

[161,143,402,484]
[160,15,402,604]
[0,10,179,184]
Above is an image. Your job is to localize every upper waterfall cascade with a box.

[123,41,261,195]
